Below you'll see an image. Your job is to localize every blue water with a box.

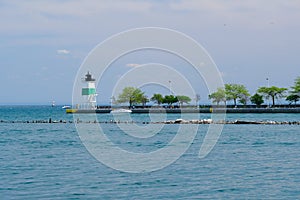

[1,106,300,199]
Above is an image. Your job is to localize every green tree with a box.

[176,95,191,107]
[286,77,300,106]
[291,76,300,94]
[141,95,149,107]
[257,86,287,107]
[209,88,226,105]
[239,94,249,106]
[150,93,164,105]
[225,84,250,106]
[286,94,300,105]
[163,95,178,105]
[117,87,144,107]
[250,93,264,106]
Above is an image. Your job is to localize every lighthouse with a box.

[81,71,97,109]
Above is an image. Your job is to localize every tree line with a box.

[209,77,300,107]
[114,76,300,107]
[114,87,192,108]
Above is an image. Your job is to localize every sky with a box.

[0,0,300,105]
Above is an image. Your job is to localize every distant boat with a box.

[62,105,71,109]
[110,108,132,114]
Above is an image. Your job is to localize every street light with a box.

[266,78,270,108]
[169,80,172,95]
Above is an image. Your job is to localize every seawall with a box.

[67,108,300,114]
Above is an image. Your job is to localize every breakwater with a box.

[67,108,300,114]
[1,118,300,125]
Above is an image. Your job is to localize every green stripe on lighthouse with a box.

[82,88,96,95]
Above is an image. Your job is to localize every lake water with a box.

[1,106,300,199]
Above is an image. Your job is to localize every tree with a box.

[286,77,300,106]
[286,94,300,105]
[209,88,226,105]
[163,95,178,105]
[257,86,287,107]
[141,95,149,107]
[250,93,264,106]
[239,94,249,106]
[291,76,300,94]
[176,95,191,107]
[225,84,250,106]
[150,93,164,105]
[117,87,144,107]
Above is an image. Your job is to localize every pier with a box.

[66,107,300,114]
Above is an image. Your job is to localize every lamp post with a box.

[110,97,115,108]
[195,94,200,109]
[169,80,172,95]
[266,78,270,107]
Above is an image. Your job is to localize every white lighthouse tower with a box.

[81,71,97,109]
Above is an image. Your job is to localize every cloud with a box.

[57,49,70,55]
[0,0,153,20]
[2,0,300,48]
[170,1,226,12]
[126,63,140,67]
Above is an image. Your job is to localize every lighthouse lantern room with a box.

[81,71,97,109]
